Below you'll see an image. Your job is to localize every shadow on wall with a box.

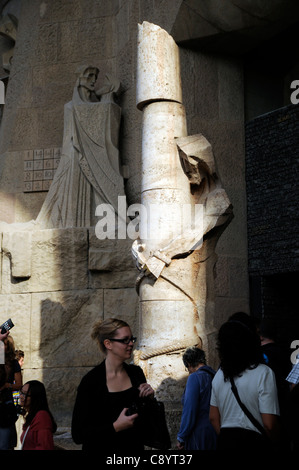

[155,375,188,447]
[38,296,102,427]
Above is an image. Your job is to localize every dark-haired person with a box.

[0,364,18,449]
[176,346,217,450]
[1,335,22,449]
[19,380,57,450]
[209,320,280,450]
[71,318,154,451]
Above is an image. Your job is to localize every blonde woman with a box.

[71,318,154,451]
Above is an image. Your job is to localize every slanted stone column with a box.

[133,23,232,411]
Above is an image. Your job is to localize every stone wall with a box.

[0,0,250,434]
[245,103,299,275]
[245,104,298,348]
[0,227,138,425]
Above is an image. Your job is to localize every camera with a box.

[125,402,139,416]
[15,404,26,416]
[0,318,14,334]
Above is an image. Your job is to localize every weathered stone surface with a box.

[0,293,31,362]
[22,366,90,428]
[133,24,233,407]
[136,21,182,110]
[103,287,139,335]
[30,289,103,368]
[89,269,137,289]
[1,228,88,294]
[2,230,32,278]
[88,230,134,271]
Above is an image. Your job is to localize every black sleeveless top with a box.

[106,386,144,451]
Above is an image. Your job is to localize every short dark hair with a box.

[182,346,206,368]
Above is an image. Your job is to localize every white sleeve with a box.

[258,366,280,416]
[210,371,220,407]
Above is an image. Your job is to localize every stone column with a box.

[133,23,232,405]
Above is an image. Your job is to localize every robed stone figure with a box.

[36,65,125,228]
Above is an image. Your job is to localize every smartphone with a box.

[0,318,14,334]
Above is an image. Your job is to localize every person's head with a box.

[15,349,24,367]
[259,319,277,342]
[91,317,136,359]
[228,311,257,334]
[19,380,56,431]
[183,346,206,373]
[217,320,263,381]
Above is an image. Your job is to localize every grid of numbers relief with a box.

[23,148,61,192]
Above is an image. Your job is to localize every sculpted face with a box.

[79,68,98,91]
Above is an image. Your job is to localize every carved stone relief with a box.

[36,65,126,228]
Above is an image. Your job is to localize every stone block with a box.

[89,269,137,289]
[14,192,46,223]
[2,231,32,278]
[1,228,88,294]
[30,289,103,368]
[137,22,182,109]
[30,228,88,292]
[0,191,16,224]
[103,287,139,334]
[139,299,199,350]
[88,231,135,272]
[214,255,230,297]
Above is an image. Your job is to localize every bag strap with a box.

[230,377,267,436]
[196,366,215,379]
[19,424,30,450]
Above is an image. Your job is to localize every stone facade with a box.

[246,104,299,276]
[245,104,299,347]
[0,0,297,447]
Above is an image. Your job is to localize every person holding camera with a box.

[71,318,154,451]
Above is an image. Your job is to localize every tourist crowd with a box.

[1,312,298,451]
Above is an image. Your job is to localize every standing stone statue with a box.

[36,65,125,228]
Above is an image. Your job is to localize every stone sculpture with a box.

[132,23,233,394]
[0,13,18,72]
[36,65,125,228]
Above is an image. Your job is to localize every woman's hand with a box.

[176,440,185,450]
[138,383,155,399]
[113,408,138,432]
[0,331,9,342]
